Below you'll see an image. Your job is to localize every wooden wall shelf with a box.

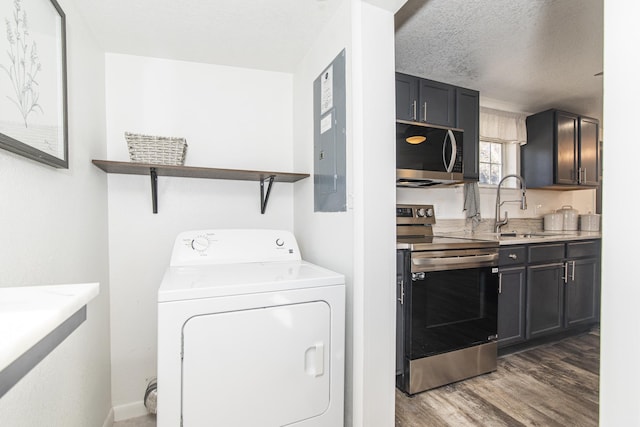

[92,160,309,214]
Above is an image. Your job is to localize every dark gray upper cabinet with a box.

[418,79,456,127]
[395,73,455,127]
[395,72,480,181]
[456,87,480,181]
[395,73,419,122]
[579,117,600,186]
[522,109,600,188]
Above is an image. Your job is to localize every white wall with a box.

[104,54,297,419]
[0,0,112,425]
[292,1,355,423]
[600,0,640,424]
[353,3,398,426]
[293,1,399,426]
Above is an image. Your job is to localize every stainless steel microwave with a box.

[396,120,464,187]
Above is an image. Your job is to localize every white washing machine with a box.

[157,229,345,427]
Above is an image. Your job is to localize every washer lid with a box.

[158,260,344,302]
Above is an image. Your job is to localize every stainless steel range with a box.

[396,204,499,395]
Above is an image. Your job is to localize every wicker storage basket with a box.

[125,132,187,166]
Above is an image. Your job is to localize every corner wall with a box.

[293,1,399,425]
[0,0,112,424]
[104,54,296,418]
[600,0,640,424]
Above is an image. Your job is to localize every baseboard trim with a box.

[102,408,114,427]
[113,401,148,422]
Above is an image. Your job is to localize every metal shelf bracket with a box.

[260,175,276,214]
[150,168,158,214]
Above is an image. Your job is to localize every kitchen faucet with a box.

[494,174,527,233]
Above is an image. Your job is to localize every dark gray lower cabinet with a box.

[498,239,600,351]
[498,266,526,347]
[527,262,565,339]
[566,257,600,327]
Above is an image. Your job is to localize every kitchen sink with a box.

[499,232,548,239]
[498,231,572,239]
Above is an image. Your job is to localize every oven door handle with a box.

[411,253,498,270]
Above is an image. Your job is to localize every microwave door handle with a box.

[443,129,457,173]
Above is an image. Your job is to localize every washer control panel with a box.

[170,229,302,266]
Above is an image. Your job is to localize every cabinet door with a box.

[566,257,600,327]
[418,79,456,127]
[527,262,565,339]
[456,87,480,181]
[498,266,526,348]
[555,111,579,185]
[579,117,600,186]
[395,73,419,121]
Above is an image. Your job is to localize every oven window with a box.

[409,266,498,359]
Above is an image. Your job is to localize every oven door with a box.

[407,263,498,360]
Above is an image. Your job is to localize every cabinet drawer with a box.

[499,246,526,266]
[567,240,600,258]
[528,243,565,264]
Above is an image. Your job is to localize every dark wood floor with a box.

[396,330,600,427]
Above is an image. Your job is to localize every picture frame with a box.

[0,0,68,168]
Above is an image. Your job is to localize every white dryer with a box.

[157,229,345,427]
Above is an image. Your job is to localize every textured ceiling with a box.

[74,0,603,124]
[395,0,604,123]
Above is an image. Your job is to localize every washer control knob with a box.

[426,208,434,217]
[416,208,427,217]
[275,238,285,247]
[191,236,210,252]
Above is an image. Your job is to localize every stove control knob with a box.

[191,236,210,252]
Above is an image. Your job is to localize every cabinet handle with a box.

[508,253,518,260]
[498,273,502,294]
[423,102,427,122]
[411,101,417,121]
[577,167,586,184]
[398,279,405,305]
[562,262,569,284]
[571,261,576,282]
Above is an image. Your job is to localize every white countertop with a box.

[0,282,100,372]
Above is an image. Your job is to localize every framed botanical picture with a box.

[0,0,68,168]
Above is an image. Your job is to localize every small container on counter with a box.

[580,213,601,231]
[557,205,579,231]
[544,211,564,231]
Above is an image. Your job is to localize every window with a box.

[479,107,527,186]
[479,140,521,186]
[479,141,502,185]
